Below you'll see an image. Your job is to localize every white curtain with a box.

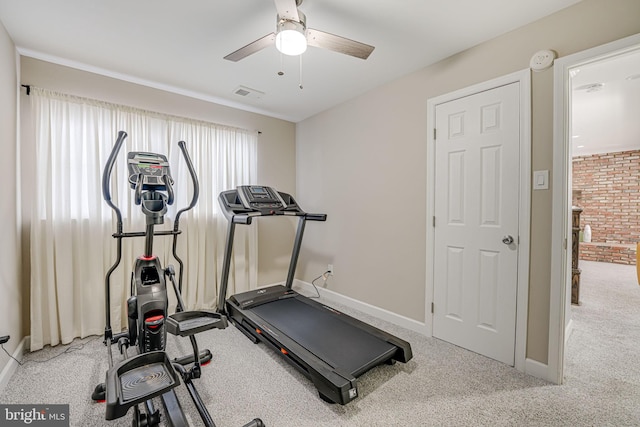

[28,88,257,351]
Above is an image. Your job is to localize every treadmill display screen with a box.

[240,185,283,210]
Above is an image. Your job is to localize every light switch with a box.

[533,170,549,190]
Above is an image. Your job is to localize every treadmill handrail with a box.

[217,188,327,224]
[216,187,327,312]
[231,211,326,225]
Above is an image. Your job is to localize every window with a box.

[28,87,257,350]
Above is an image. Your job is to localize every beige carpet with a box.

[2,260,639,426]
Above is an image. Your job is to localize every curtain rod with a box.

[19,84,263,134]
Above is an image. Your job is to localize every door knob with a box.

[502,235,514,245]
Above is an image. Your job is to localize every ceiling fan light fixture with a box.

[276,20,307,56]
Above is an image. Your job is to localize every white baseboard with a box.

[0,336,28,395]
[289,279,429,335]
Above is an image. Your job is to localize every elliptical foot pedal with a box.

[105,351,180,420]
[173,349,213,366]
[167,311,228,337]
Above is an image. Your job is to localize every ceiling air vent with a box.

[233,86,265,100]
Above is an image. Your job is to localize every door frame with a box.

[549,33,640,385]
[426,69,531,372]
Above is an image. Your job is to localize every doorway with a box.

[550,33,640,385]
[570,51,640,274]
[426,69,531,371]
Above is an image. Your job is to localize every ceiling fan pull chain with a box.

[299,54,303,89]
[278,52,285,76]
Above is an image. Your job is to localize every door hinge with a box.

[433,216,436,227]
[431,302,434,314]
[433,128,437,140]
[563,238,567,249]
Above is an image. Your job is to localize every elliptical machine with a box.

[93,131,264,427]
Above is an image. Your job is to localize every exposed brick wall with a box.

[573,149,639,265]
[580,242,637,265]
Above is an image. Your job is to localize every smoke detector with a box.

[530,50,557,72]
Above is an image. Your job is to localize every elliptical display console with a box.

[127,152,172,190]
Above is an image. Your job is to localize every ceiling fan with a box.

[224,0,375,62]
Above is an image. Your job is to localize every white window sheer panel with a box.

[28,87,257,351]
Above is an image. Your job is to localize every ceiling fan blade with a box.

[306,29,375,60]
[273,0,300,21]
[224,33,276,62]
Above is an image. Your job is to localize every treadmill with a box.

[217,185,412,404]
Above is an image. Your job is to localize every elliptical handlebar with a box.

[134,174,143,205]
[174,141,199,228]
[170,141,199,297]
[163,174,175,206]
[102,131,127,204]
[102,131,128,228]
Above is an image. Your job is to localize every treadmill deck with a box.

[251,297,397,376]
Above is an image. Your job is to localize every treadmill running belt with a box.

[251,297,396,375]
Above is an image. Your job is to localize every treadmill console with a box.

[218,185,324,224]
[218,185,300,218]
[238,186,283,210]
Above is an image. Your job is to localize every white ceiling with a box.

[571,49,640,157]
[0,0,583,122]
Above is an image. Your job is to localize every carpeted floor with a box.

[2,260,640,426]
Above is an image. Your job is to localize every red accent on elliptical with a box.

[145,314,164,323]
[139,255,156,261]
[145,314,164,330]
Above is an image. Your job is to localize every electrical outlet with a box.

[327,264,334,275]
[0,335,9,345]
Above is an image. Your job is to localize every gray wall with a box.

[295,0,640,364]
[0,20,21,371]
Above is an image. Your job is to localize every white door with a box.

[433,82,520,365]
